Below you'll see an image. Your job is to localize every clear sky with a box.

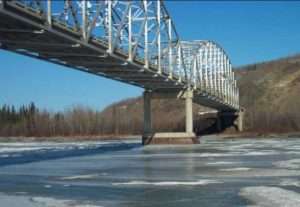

[1,1,300,111]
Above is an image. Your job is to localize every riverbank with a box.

[219,131,300,139]
[0,135,140,142]
[1,131,300,143]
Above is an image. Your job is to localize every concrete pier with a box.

[237,109,245,132]
[142,89,198,145]
[185,89,194,134]
[143,132,199,145]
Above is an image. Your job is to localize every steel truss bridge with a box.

[0,0,239,112]
[0,0,243,144]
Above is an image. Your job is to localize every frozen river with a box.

[0,137,300,207]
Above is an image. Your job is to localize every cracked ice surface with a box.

[240,186,300,207]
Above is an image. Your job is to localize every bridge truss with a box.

[0,0,239,111]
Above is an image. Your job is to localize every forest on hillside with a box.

[235,54,300,133]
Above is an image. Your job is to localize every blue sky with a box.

[1,1,300,111]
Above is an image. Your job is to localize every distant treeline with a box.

[0,102,144,137]
[0,99,216,137]
[1,99,299,137]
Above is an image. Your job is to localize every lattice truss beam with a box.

[46,0,184,76]
[0,0,239,109]
[181,41,239,108]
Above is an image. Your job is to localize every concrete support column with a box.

[142,89,198,145]
[185,89,194,134]
[237,109,244,132]
[143,91,152,135]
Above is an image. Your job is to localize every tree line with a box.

[1,98,299,138]
[0,102,143,137]
[0,99,210,138]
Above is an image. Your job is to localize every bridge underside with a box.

[0,10,184,91]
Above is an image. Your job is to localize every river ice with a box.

[240,186,300,207]
[0,136,300,206]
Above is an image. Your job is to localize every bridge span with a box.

[0,0,242,144]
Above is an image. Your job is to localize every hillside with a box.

[101,54,300,135]
[236,55,300,133]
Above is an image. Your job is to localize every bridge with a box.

[0,0,242,144]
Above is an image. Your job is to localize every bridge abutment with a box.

[142,89,199,145]
[198,108,244,134]
[219,108,244,132]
